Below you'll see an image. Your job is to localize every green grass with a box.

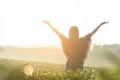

[1,65,97,80]
[0,58,97,80]
[97,51,120,80]
[0,50,120,80]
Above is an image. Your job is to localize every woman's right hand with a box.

[42,20,50,25]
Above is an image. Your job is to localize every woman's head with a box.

[69,26,79,39]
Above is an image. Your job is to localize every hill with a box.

[0,58,65,72]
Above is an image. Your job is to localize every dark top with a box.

[59,33,91,69]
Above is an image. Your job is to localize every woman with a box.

[43,20,108,70]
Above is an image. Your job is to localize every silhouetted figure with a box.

[43,20,108,70]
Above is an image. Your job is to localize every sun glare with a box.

[0,0,120,46]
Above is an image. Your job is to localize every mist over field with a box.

[0,44,119,67]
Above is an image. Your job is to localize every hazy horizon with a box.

[1,44,119,67]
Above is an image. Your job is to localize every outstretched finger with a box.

[42,20,48,24]
[42,20,46,23]
[104,21,109,24]
[101,21,109,25]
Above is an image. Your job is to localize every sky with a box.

[0,0,120,46]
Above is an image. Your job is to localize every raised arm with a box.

[43,20,69,57]
[43,20,67,40]
[89,21,109,37]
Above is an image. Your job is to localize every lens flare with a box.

[23,62,34,76]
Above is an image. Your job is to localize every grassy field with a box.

[0,58,60,80]
[0,58,96,80]
[0,45,120,80]
[0,54,120,80]
[0,58,65,72]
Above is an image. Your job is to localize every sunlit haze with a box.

[0,0,120,46]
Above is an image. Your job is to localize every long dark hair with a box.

[69,26,79,39]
